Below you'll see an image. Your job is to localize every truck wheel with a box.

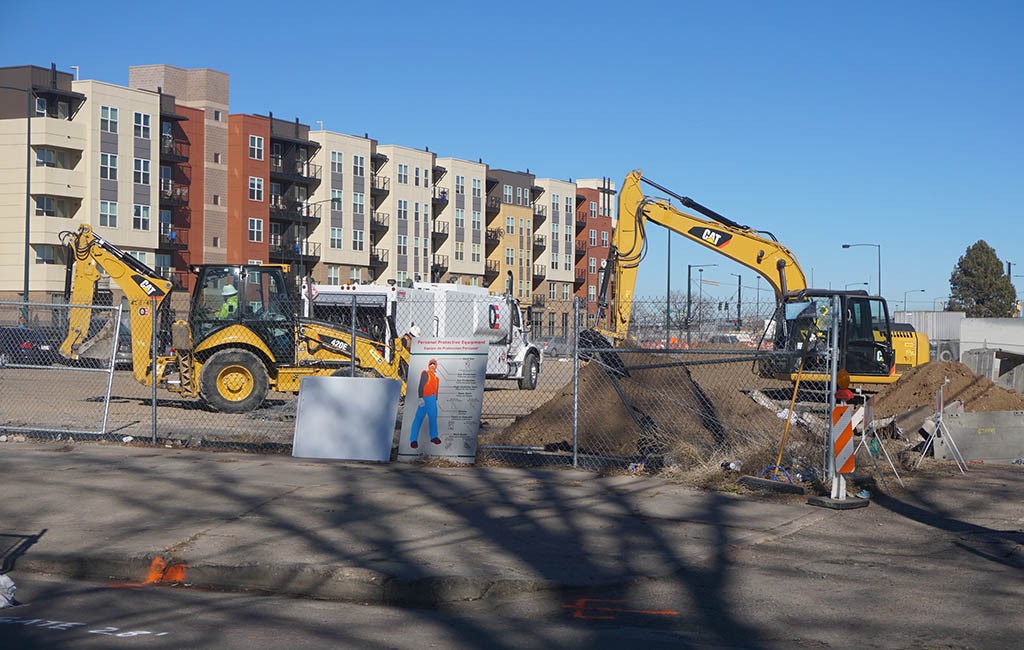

[518,353,539,390]
[200,349,269,413]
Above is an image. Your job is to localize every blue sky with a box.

[3,1,1022,311]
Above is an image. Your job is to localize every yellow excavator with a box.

[59,224,409,412]
[593,169,929,385]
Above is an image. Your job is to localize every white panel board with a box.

[292,376,401,462]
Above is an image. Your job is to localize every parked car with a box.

[535,336,572,359]
[0,326,60,366]
[69,318,133,369]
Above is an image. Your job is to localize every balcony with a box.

[532,264,546,280]
[575,241,587,260]
[269,239,322,264]
[532,295,546,310]
[159,181,189,207]
[484,259,500,281]
[269,199,322,227]
[371,174,390,198]
[432,187,449,211]
[269,157,322,183]
[432,254,449,274]
[575,216,587,233]
[485,227,502,252]
[533,234,547,251]
[574,270,586,286]
[158,226,189,250]
[533,202,547,225]
[432,220,449,244]
[370,247,389,268]
[485,195,500,215]
[432,164,447,183]
[159,135,189,163]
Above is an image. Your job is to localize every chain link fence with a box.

[1,291,832,486]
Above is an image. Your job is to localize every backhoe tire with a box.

[200,348,269,413]
[518,353,539,390]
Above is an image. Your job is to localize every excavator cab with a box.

[189,264,296,364]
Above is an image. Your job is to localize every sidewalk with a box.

[0,441,824,606]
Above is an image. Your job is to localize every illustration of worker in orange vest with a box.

[409,358,441,449]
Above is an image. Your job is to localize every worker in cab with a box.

[216,285,239,319]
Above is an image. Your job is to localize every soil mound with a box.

[488,351,788,464]
[873,361,1024,416]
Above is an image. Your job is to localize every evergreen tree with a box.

[947,240,1016,317]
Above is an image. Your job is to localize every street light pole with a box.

[845,281,868,290]
[665,232,671,348]
[686,263,718,347]
[0,85,33,318]
[903,288,925,311]
[841,243,882,296]
[730,272,741,329]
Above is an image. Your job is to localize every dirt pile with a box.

[873,361,1024,417]
[487,351,790,464]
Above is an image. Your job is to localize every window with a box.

[550,254,558,271]
[353,155,365,176]
[505,247,515,265]
[133,112,150,139]
[100,106,118,133]
[133,204,150,231]
[552,193,560,211]
[156,253,171,277]
[397,199,408,220]
[249,177,264,201]
[552,222,559,239]
[35,148,69,168]
[455,242,464,261]
[212,194,221,206]
[35,97,46,117]
[589,229,597,246]
[549,283,556,300]
[455,208,465,228]
[564,253,571,269]
[331,189,343,210]
[471,243,481,262]
[129,250,148,266]
[516,187,523,205]
[100,200,117,227]
[602,231,609,247]
[134,158,151,185]
[472,210,481,230]
[397,271,407,284]
[331,151,343,173]
[565,197,573,216]
[349,267,362,283]
[213,110,222,121]
[397,235,408,256]
[472,178,481,198]
[590,201,597,218]
[503,184,513,204]
[353,192,365,216]
[423,168,429,186]
[100,153,117,180]
[397,163,409,184]
[249,218,264,242]
[249,135,264,160]
[213,152,222,164]
[352,229,364,251]
[35,196,67,218]
[34,245,64,265]
[212,236,222,247]
[588,285,596,303]
[414,202,420,221]
[455,175,465,195]
[588,257,597,274]
[330,227,343,249]
[506,216,515,235]
[326,266,340,285]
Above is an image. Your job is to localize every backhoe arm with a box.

[60,224,173,383]
[598,169,807,341]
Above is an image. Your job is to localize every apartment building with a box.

[129,64,229,277]
[533,178,577,337]
[433,157,488,286]
[485,170,542,302]
[575,178,616,325]
[372,145,437,285]
[0,64,87,301]
[308,130,375,285]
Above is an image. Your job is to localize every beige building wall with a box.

[434,156,488,286]
[374,144,435,285]
[308,130,374,285]
[129,65,229,263]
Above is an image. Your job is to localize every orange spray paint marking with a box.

[563,598,680,620]
[108,556,187,588]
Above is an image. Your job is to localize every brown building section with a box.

[227,114,270,264]
[176,104,205,270]
[575,187,613,325]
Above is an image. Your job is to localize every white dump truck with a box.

[306,280,543,389]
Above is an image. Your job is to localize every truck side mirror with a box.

[524,307,533,330]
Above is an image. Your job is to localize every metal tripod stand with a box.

[915,377,967,473]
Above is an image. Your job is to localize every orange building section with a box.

[177,105,205,267]
[228,115,270,264]
[575,187,612,324]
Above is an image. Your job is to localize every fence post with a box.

[151,296,158,445]
[572,297,580,469]
[99,304,123,435]
[350,293,357,377]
